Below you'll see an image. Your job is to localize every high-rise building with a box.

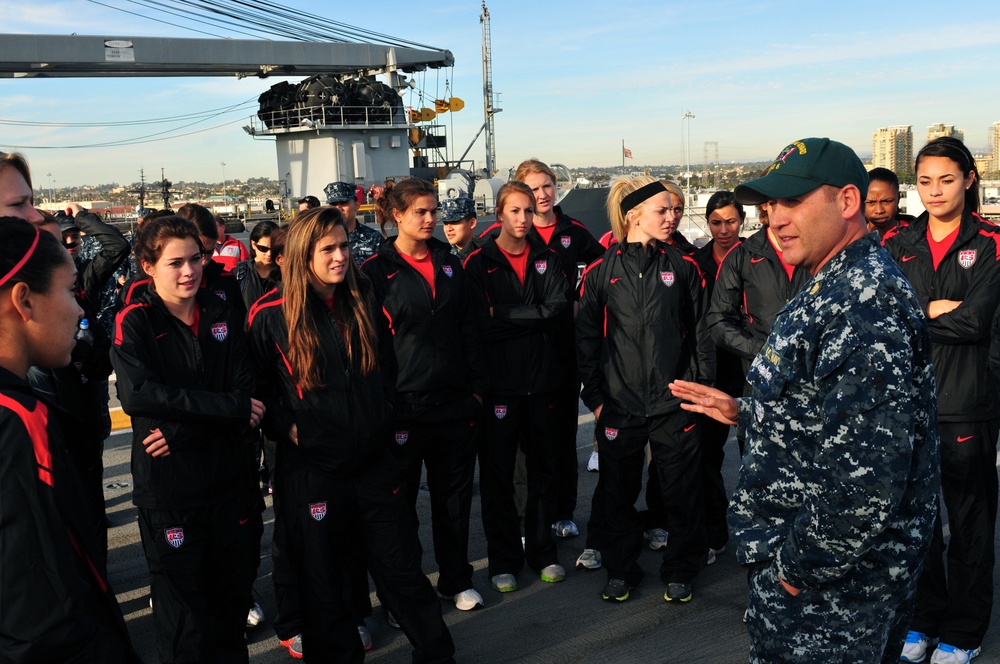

[990,121,1000,177]
[926,123,964,143]
[872,126,913,175]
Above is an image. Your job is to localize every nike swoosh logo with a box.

[392,485,402,494]
[610,277,622,284]
[750,257,765,264]
[488,267,499,274]
[901,256,916,262]
[683,424,696,432]
[386,271,399,279]
[239,518,249,525]
[957,435,974,443]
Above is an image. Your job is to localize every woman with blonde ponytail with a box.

[247,207,455,663]
[576,175,710,605]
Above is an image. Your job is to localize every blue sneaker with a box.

[901,631,936,663]
[930,643,981,664]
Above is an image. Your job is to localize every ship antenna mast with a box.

[480,2,500,176]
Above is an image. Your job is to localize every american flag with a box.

[624,147,633,159]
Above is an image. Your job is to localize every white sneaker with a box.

[575,548,603,569]
[491,573,518,593]
[901,630,936,662]
[930,644,981,664]
[540,564,566,583]
[587,450,599,472]
[453,588,484,611]
[643,528,668,550]
[551,520,579,538]
[246,600,264,628]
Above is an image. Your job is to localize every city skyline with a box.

[2,0,1000,186]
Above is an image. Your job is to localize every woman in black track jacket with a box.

[247,206,455,664]
[111,215,263,664]
[0,218,139,663]
[362,178,487,612]
[884,137,1000,662]
[576,176,709,605]
[463,181,570,594]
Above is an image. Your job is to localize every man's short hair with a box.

[867,168,900,194]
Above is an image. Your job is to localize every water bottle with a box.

[73,318,94,379]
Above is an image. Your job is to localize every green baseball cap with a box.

[734,137,869,205]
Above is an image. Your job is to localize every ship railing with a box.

[251,105,408,134]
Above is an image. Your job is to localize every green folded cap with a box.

[735,138,869,205]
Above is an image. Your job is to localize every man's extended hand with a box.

[668,380,738,426]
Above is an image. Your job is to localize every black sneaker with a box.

[664,582,692,603]
[602,578,631,602]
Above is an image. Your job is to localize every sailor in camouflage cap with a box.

[439,196,478,260]
[324,181,383,262]
[671,138,939,663]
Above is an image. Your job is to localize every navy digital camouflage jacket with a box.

[729,232,940,594]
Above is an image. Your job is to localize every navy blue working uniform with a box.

[733,233,939,662]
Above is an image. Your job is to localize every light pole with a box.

[47,172,52,205]
[682,111,695,210]
[220,161,227,203]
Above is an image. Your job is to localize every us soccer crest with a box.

[214,289,227,301]
[165,527,184,549]
[495,405,507,420]
[211,322,228,342]
[309,502,327,521]
[395,430,409,445]
[661,271,675,287]
[535,260,547,275]
[560,236,571,249]
[442,265,454,277]
[604,427,618,441]
[959,250,977,269]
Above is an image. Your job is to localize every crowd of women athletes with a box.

[0,135,997,664]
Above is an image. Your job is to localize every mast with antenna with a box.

[480,2,500,176]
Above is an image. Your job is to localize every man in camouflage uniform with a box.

[670,137,939,663]
[324,181,383,262]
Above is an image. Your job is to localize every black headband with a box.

[620,181,668,215]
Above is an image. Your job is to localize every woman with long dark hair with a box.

[886,137,1000,664]
[363,179,486,611]
[112,215,263,663]
[248,206,455,663]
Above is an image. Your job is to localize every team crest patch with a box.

[535,260,547,275]
[165,527,184,549]
[309,502,327,521]
[661,271,675,287]
[395,430,409,445]
[604,427,618,441]
[211,322,228,342]
[495,405,507,420]
[442,265,454,277]
[214,289,227,301]
[560,235,571,249]
[959,249,977,269]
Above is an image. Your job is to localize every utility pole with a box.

[683,110,694,206]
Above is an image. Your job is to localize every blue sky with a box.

[2,0,999,187]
